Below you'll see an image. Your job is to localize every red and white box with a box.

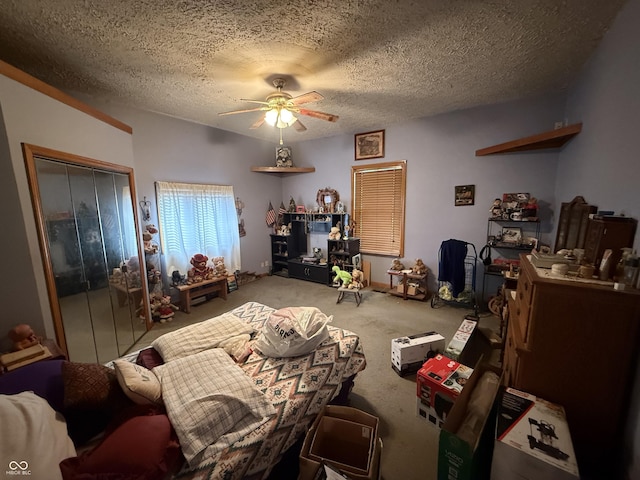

[416,354,473,429]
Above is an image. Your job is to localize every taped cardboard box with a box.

[438,359,503,480]
[299,405,381,480]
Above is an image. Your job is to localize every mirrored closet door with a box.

[23,144,149,363]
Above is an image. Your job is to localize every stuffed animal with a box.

[143,224,159,254]
[489,198,503,218]
[349,268,364,289]
[157,295,179,323]
[213,256,228,277]
[188,253,212,284]
[328,226,341,240]
[411,258,428,275]
[7,324,41,351]
[332,265,352,286]
[390,258,405,271]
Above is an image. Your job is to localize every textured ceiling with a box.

[0,0,628,143]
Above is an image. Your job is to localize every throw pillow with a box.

[59,413,183,480]
[136,347,164,370]
[113,360,162,405]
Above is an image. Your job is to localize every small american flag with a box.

[278,202,287,215]
[265,202,276,227]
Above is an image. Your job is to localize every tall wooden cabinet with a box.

[583,215,637,277]
[505,255,640,478]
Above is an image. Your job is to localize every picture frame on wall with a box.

[355,130,385,160]
[454,185,475,206]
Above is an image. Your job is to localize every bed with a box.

[151,301,366,480]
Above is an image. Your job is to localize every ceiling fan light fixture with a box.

[264,108,279,126]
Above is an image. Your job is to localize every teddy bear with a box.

[411,258,428,275]
[332,265,352,286]
[156,295,179,323]
[188,253,212,284]
[389,258,405,271]
[213,256,228,277]
[348,268,364,289]
[143,224,159,254]
[328,226,341,240]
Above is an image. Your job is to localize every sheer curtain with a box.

[156,181,241,276]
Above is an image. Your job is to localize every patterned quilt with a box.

[174,301,366,480]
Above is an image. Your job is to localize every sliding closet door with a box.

[24,144,149,363]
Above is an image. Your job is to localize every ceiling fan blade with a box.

[218,106,265,116]
[298,108,339,122]
[250,117,265,129]
[290,91,324,105]
[239,99,270,105]
[293,119,307,132]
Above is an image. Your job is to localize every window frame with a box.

[351,160,407,257]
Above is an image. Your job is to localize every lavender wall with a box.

[555,0,640,476]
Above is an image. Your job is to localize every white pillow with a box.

[152,312,255,362]
[113,360,162,405]
[0,392,76,480]
[153,348,275,464]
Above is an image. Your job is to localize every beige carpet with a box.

[130,275,500,480]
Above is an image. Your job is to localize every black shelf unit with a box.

[328,238,360,285]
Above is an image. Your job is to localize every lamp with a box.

[264,106,298,129]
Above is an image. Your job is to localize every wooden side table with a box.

[175,277,228,313]
[387,269,428,301]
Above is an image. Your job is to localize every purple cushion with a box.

[136,347,164,370]
[0,359,65,412]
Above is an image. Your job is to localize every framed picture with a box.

[355,130,385,160]
[455,185,475,206]
[501,227,523,244]
[502,192,529,210]
[352,253,362,270]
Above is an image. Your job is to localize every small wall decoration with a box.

[455,185,475,206]
[316,187,340,213]
[354,130,385,160]
[275,146,293,167]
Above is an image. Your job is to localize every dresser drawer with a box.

[514,273,533,343]
[503,324,520,387]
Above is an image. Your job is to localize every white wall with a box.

[0,74,135,348]
[555,0,640,476]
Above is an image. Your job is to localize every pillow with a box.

[136,347,164,370]
[59,413,183,480]
[0,359,65,412]
[152,312,255,362]
[113,360,162,405]
[62,362,131,412]
[153,348,275,463]
[61,362,133,446]
[0,392,76,480]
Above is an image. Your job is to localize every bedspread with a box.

[175,301,366,480]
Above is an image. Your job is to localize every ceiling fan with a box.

[218,78,339,136]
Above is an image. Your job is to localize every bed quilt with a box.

[175,301,366,480]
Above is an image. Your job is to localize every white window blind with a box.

[155,181,241,275]
[352,161,406,256]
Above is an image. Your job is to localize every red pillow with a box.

[136,347,164,370]
[59,414,183,480]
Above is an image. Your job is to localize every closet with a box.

[23,144,149,363]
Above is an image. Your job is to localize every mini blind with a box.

[351,161,406,256]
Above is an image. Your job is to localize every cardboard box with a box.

[444,317,493,367]
[391,331,445,376]
[438,359,503,480]
[299,405,381,480]
[491,388,580,480]
[395,282,417,295]
[416,354,473,428]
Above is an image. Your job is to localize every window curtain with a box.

[155,181,241,275]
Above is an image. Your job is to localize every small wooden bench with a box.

[175,277,227,313]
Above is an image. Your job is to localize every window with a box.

[155,181,240,275]
[351,161,406,257]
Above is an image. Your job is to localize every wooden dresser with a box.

[505,254,640,478]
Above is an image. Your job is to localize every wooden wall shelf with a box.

[475,123,582,156]
[251,166,315,174]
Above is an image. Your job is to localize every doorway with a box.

[23,144,150,363]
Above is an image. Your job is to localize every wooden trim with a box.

[475,123,582,156]
[21,143,151,358]
[0,60,132,135]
